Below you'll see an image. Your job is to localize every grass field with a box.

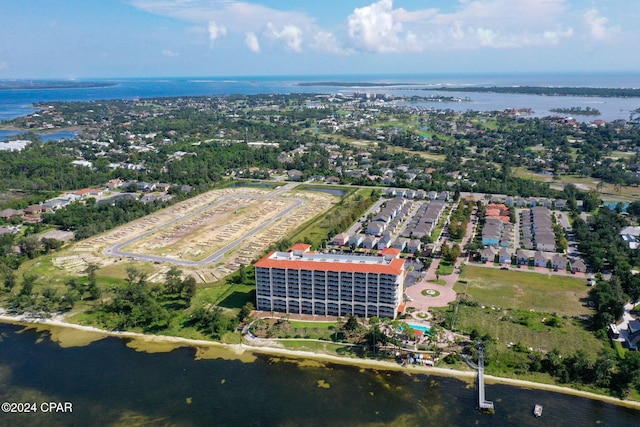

[455,265,591,317]
[442,304,606,361]
[288,188,375,248]
[512,168,640,201]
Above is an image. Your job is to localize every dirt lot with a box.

[52,185,337,283]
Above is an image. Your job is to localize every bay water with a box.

[0,323,638,426]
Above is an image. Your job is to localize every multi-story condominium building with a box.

[255,244,405,319]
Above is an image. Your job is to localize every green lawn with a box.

[191,283,254,312]
[288,320,335,330]
[442,304,606,360]
[456,265,591,317]
[288,188,375,248]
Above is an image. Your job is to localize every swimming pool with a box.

[408,324,430,334]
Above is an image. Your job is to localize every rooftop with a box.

[255,245,405,275]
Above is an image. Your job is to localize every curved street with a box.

[103,192,305,266]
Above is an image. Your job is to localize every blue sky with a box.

[0,0,638,78]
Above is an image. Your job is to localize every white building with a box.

[255,244,405,318]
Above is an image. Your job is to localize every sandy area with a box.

[1,313,639,410]
[50,186,337,283]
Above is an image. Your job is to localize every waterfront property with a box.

[254,244,405,318]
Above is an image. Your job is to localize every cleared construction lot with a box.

[52,184,337,283]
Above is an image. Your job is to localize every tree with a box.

[628,200,640,216]
[344,314,360,332]
[41,238,63,253]
[1,267,16,292]
[238,302,255,323]
[238,264,248,284]
[19,236,41,259]
[164,266,183,294]
[582,190,600,212]
[20,273,38,296]
[182,276,197,302]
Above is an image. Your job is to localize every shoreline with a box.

[1,314,639,411]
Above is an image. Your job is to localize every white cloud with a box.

[347,0,405,53]
[311,31,351,55]
[208,21,227,42]
[132,1,313,32]
[130,0,616,56]
[345,0,574,53]
[583,9,617,41]
[0,61,7,70]
[245,32,260,53]
[162,49,180,57]
[266,23,303,52]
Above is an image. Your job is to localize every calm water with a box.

[0,322,638,427]
[0,129,78,142]
[303,187,349,197]
[1,73,640,122]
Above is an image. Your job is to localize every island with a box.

[549,106,601,115]
[423,85,640,98]
[0,80,117,91]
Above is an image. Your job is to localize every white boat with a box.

[533,404,543,417]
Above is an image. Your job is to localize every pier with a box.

[477,345,495,413]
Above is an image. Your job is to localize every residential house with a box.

[349,234,365,248]
[96,193,138,206]
[626,320,640,351]
[534,233,556,252]
[534,251,551,268]
[24,205,46,215]
[0,209,24,220]
[498,248,513,265]
[366,222,386,236]
[551,254,568,271]
[332,233,350,246]
[106,178,124,190]
[516,249,534,266]
[137,182,157,192]
[377,234,392,250]
[570,258,587,273]
[620,226,640,249]
[287,169,303,181]
[362,235,379,250]
[391,237,408,252]
[42,198,70,210]
[480,247,497,263]
[554,199,567,210]
[407,239,422,254]
[140,194,158,204]
[73,188,104,199]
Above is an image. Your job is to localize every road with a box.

[103,190,305,266]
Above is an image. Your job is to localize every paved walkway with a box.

[405,211,476,313]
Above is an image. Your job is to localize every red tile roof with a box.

[289,243,312,252]
[73,188,102,195]
[379,247,401,257]
[255,252,405,275]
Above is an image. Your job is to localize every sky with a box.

[0,0,638,78]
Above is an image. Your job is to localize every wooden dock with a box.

[477,345,495,412]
